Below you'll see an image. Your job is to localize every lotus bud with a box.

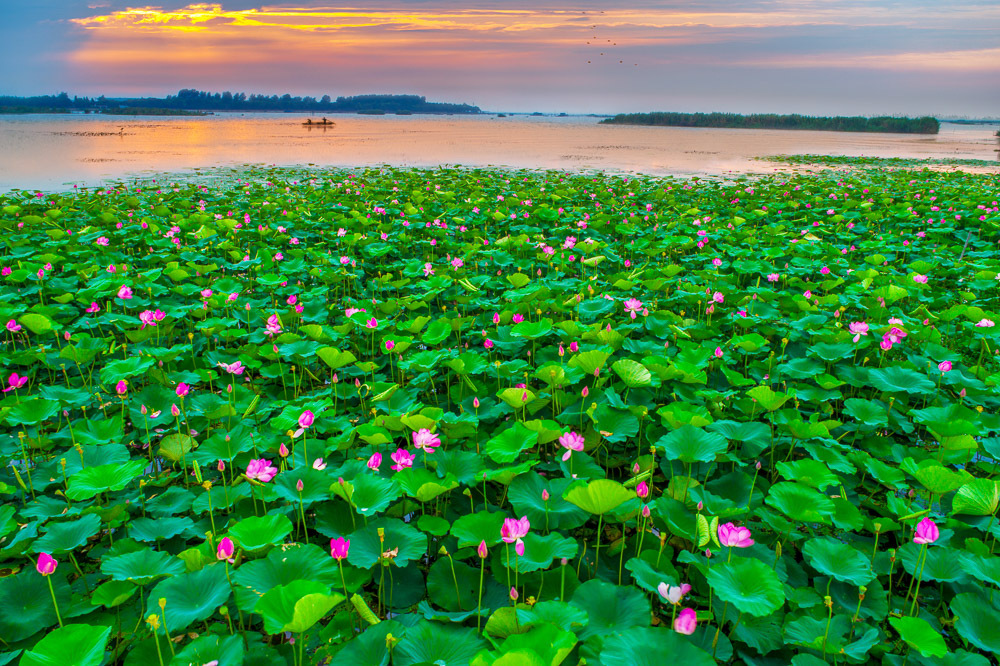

[473,397,480,409]
[755,461,762,470]
[582,386,589,398]
[218,460,225,472]
[633,462,640,474]
[510,587,518,601]
[642,504,650,518]
[542,489,550,501]
[279,443,289,458]
[697,501,703,511]
[477,541,488,559]
[296,479,304,492]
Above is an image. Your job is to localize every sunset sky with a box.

[2,1,998,115]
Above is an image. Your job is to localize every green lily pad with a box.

[20,624,111,666]
[706,557,785,617]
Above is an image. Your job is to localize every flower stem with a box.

[46,576,63,628]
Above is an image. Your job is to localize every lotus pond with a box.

[1,162,999,665]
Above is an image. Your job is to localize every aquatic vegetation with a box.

[0,161,999,664]
[759,154,998,168]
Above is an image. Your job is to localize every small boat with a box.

[302,118,335,126]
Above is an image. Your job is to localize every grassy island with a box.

[601,112,940,134]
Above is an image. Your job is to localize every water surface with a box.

[0,113,996,191]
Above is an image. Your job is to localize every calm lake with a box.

[1,113,997,192]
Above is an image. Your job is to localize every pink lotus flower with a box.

[913,274,928,284]
[115,380,128,396]
[674,607,697,635]
[477,541,488,558]
[385,340,395,352]
[85,302,101,313]
[367,452,382,471]
[176,383,190,398]
[718,522,754,548]
[345,307,366,318]
[246,458,278,483]
[139,310,156,329]
[391,448,415,471]
[938,360,952,373]
[976,319,995,328]
[218,360,245,375]
[767,273,779,282]
[36,553,58,576]
[623,298,643,320]
[657,582,692,605]
[264,314,282,337]
[512,313,524,324]
[298,410,315,429]
[484,339,494,350]
[412,428,441,453]
[636,481,649,499]
[3,373,28,393]
[569,341,579,353]
[558,430,585,461]
[423,263,434,276]
[6,319,21,333]
[330,537,350,560]
[712,292,724,304]
[117,285,133,300]
[913,517,939,545]
[714,346,723,358]
[279,443,289,458]
[849,321,869,342]
[312,458,327,470]
[216,537,234,561]
[501,516,531,545]
[365,317,378,329]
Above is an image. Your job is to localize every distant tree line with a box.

[600,112,939,134]
[0,90,481,115]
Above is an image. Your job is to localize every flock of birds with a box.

[582,13,639,67]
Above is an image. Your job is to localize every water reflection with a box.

[0,113,996,192]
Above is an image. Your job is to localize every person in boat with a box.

[305,119,312,125]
